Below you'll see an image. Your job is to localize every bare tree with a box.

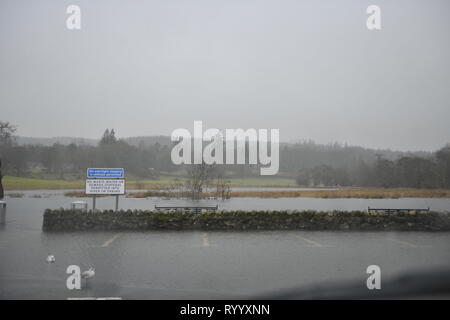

[214,173,231,200]
[0,121,17,146]
[185,162,215,199]
[0,159,4,199]
[0,122,17,198]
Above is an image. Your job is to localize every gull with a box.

[81,267,95,281]
[46,254,55,263]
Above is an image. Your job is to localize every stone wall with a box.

[42,209,450,231]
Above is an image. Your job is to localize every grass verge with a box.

[3,175,296,190]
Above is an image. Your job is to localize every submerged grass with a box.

[4,176,450,198]
[128,188,450,199]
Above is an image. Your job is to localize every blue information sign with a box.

[87,168,124,179]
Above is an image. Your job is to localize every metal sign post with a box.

[0,201,6,225]
[86,168,125,212]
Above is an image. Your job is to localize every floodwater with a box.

[4,189,450,212]
[1,191,450,299]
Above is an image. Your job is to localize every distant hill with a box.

[277,140,433,173]
[16,136,98,146]
[15,135,433,163]
[283,140,432,162]
[16,135,173,147]
[123,135,172,147]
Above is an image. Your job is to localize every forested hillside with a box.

[1,124,449,188]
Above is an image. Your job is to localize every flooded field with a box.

[4,189,450,212]
[1,191,449,299]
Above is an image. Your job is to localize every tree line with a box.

[0,122,449,188]
[0,126,172,179]
[295,149,450,188]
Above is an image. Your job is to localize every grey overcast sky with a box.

[1,0,449,151]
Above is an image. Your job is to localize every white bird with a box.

[46,254,55,263]
[81,267,95,280]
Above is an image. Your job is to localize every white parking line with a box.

[67,297,122,300]
[100,233,122,248]
[201,232,210,247]
[387,238,429,248]
[296,235,324,247]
